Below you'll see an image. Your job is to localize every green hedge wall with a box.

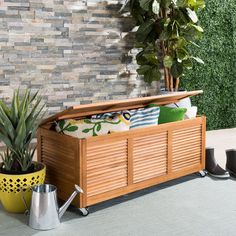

[181,0,236,130]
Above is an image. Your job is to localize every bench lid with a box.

[41,90,203,125]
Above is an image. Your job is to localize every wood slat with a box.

[45,165,75,182]
[172,126,201,135]
[172,125,202,172]
[133,154,167,164]
[87,140,127,152]
[87,164,127,177]
[87,156,127,169]
[173,161,200,171]
[88,175,127,188]
[134,161,167,173]
[134,170,166,182]
[87,180,127,197]
[87,169,127,185]
[133,132,167,184]
[86,139,128,197]
[172,147,201,156]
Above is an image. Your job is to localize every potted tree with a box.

[0,89,46,213]
[121,0,205,91]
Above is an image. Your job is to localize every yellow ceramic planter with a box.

[0,162,46,213]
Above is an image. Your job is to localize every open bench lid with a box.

[40,90,203,125]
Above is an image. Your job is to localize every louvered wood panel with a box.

[41,136,76,182]
[133,132,168,183]
[172,125,202,171]
[86,140,128,197]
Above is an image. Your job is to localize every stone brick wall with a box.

[0,0,160,115]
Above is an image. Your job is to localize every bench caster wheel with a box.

[199,170,207,177]
[79,207,89,216]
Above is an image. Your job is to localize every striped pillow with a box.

[130,106,160,129]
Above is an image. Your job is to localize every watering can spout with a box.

[59,185,83,219]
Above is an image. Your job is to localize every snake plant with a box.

[0,89,45,172]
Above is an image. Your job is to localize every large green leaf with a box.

[150,66,161,81]
[143,53,159,65]
[137,65,153,75]
[171,61,183,78]
[176,47,189,61]
[161,0,172,8]
[182,58,193,69]
[164,55,173,68]
[139,0,152,11]
[136,19,155,42]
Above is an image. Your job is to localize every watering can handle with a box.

[20,186,32,215]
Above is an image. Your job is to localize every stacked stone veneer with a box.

[0,0,160,115]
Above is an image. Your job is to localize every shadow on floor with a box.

[68,173,201,215]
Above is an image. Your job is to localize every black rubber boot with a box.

[206,147,230,179]
[226,149,236,177]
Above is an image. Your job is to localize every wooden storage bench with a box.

[37,91,206,215]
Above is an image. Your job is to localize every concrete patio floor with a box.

[0,128,236,236]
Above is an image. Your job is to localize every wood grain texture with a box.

[38,92,206,209]
[38,127,81,207]
[172,125,202,172]
[86,140,128,198]
[41,91,203,124]
[133,132,168,183]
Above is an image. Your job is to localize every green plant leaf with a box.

[176,47,189,61]
[0,89,45,172]
[161,0,172,7]
[139,0,152,11]
[187,0,205,10]
[143,53,158,65]
[176,0,188,8]
[152,0,160,15]
[182,58,193,69]
[136,19,155,42]
[191,56,204,64]
[171,61,183,78]
[164,55,173,68]
[191,24,204,32]
[150,66,161,81]
[186,8,198,23]
[14,113,27,149]
[137,65,153,75]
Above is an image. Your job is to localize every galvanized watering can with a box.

[21,184,83,230]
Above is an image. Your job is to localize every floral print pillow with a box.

[56,112,131,139]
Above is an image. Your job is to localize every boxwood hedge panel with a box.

[181,0,236,130]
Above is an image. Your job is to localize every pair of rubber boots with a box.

[206,148,236,179]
